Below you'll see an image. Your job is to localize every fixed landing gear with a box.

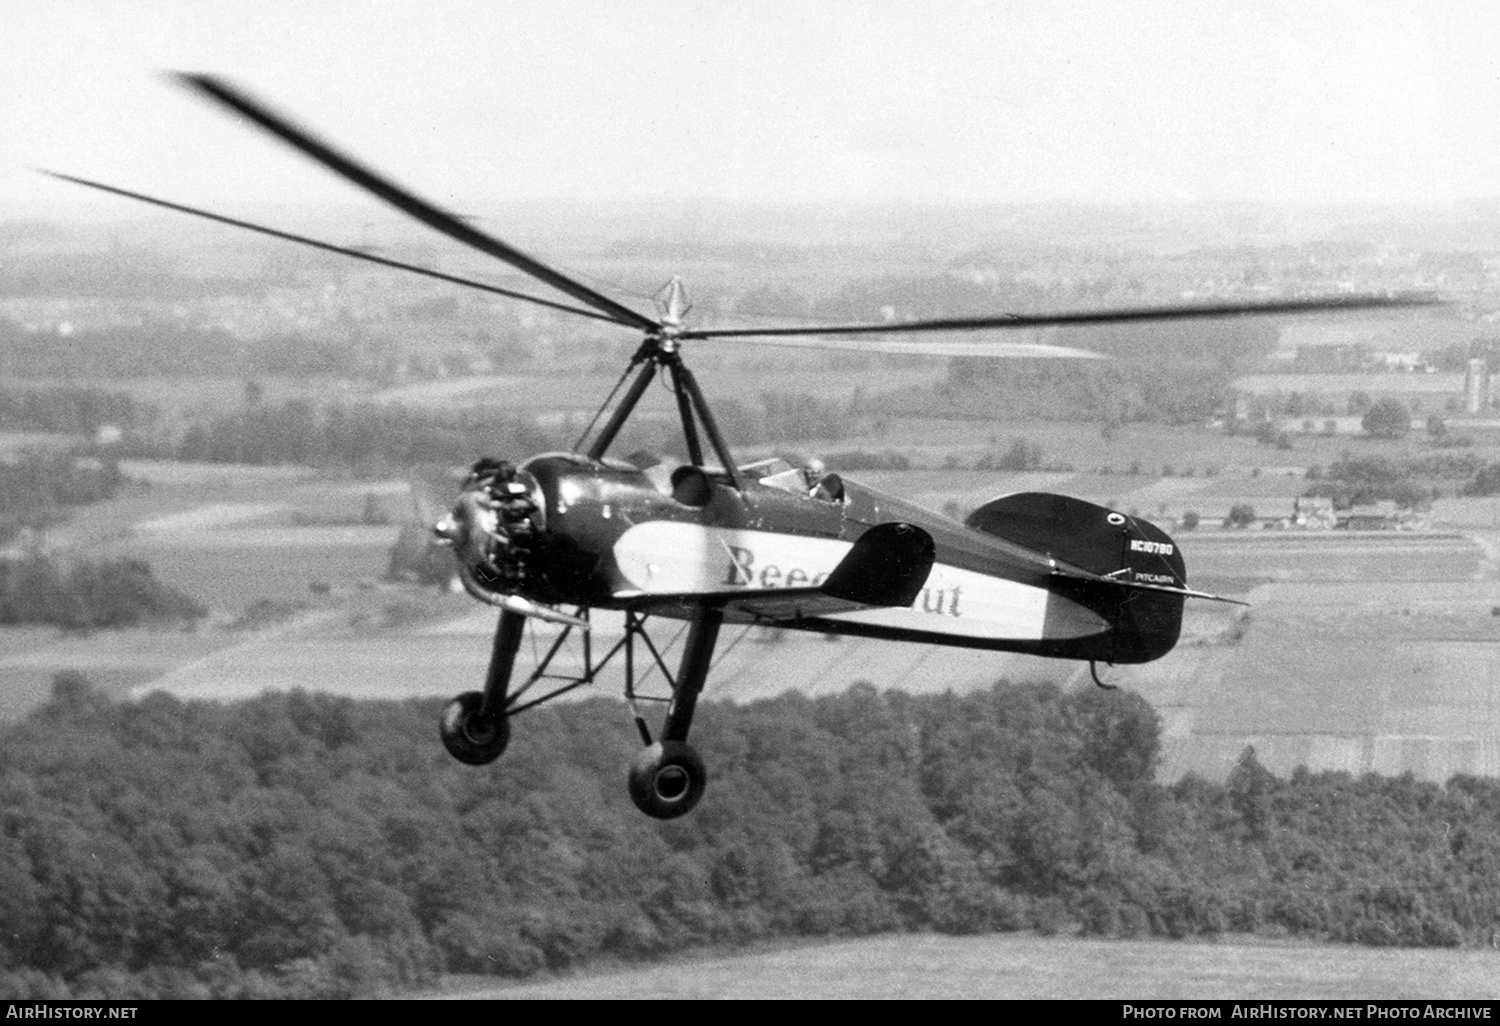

[439,603,725,820]
[623,605,721,818]
[439,691,511,764]
[628,741,707,819]
[440,608,524,765]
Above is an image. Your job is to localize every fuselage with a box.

[515,452,1185,664]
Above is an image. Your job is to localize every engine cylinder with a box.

[436,459,545,603]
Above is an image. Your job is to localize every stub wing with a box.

[614,522,936,620]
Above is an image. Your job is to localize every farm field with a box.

[0,626,231,721]
[1126,530,1500,781]
[429,932,1500,1000]
[850,415,1500,470]
[859,465,1315,524]
[50,461,405,609]
[19,375,376,415]
[370,362,944,410]
[1235,371,1466,398]
[0,430,74,454]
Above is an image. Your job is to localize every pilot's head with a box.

[466,457,513,488]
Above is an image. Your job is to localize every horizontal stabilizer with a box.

[1049,561,1249,606]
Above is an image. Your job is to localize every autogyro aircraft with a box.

[48,74,1440,819]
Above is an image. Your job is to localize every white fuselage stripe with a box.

[612,522,1105,643]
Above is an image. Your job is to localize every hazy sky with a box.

[4,0,1499,219]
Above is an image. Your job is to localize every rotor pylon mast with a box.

[579,278,741,487]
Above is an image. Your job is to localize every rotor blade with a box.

[678,292,1446,341]
[722,337,1106,359]
[172,72,661,332]
[41,171,627,325]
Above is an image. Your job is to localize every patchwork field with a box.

[862,466,1319,525]
[370,363,944,410]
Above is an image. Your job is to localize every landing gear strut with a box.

[439,609,523,764]
[624,605,721,818]
[438,604,724,819]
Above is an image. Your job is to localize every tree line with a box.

[0,554,204,629]
[850,316,1281,428]
[0,449,204,628]
[111,393,860,472]
[0,385,159,437]
[1,676,1495,998]
[0,450,127,545]
[0,320,396,382]
[1304,452,1499,509]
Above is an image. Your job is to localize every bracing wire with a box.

[708,621,757,678]
[572,359,639,453]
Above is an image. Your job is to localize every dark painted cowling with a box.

[965,492,1187,664]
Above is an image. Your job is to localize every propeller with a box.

[410,476,588,630]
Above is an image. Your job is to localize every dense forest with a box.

[1,676,1496,998]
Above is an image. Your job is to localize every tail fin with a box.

[966,492,1230,663]
[966,491,1185,585]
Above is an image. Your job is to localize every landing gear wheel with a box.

[628,741,707,819]
[439,691,510,765]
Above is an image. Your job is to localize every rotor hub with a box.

[653,277,691,332]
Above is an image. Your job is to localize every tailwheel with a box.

[628,740,707,819]
[440,691,511,765]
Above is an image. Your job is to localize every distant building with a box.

[1296,343,1371,372]
[1377,351,1430,372]
[1337,501,1420,531]
[1292,496,1337,529]
[1465,357,1489,413]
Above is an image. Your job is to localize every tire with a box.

[439,691,510,765]
[627,740,707,819]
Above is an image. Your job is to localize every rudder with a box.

[965,492,1186,663]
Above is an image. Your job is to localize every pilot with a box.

[802,457,826,491]
[804,457,845,504]
[465,457,512,490]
